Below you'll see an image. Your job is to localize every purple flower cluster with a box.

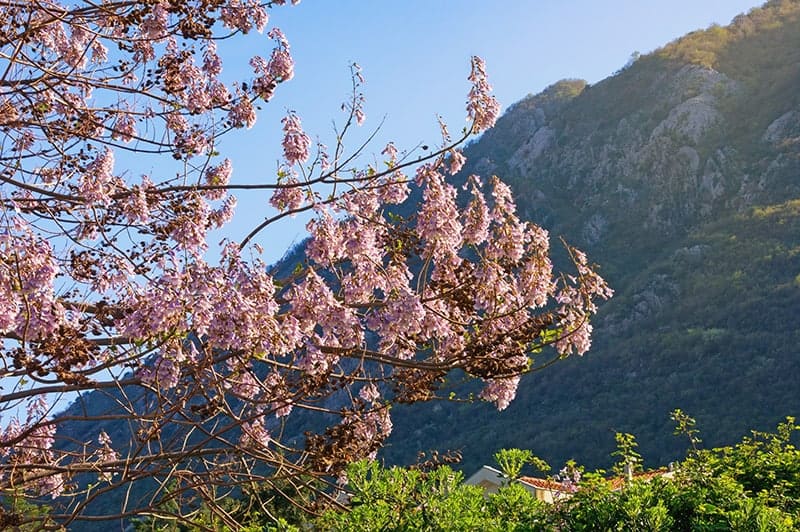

[0,398,64,498]
[269,171,305,212]
[79,147,118,206]
[479,376,521,411]
[281,112,311,166]
[0,219,63,340]
[466,56,501,133]
[220,0,269,34]
[204,159,233,200]
[240,416,271,450]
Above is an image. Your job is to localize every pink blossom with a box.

[485,176,527,263]
[447,149,466,175]
[366,289,425,358]
[91,255,135,293]
[382,142,398,162]
[306,210,345,266]
[264,372,294,417]
[519,251,555,309]
[355,108,366,126]
[176,129,212,156]
[473,261,518,314]
[79,147,118,205]
[228,94,257,129]
[122,267,187,340]
[202,41,222,77]
[38,471,65,499]
[91,40,108,64]
[240,417,271,450]
[479,376,521,411]
[111,112,136,142]
[376,144,411,203]
[226,368,262,399]
[209,195,237,228]
[0,220,63,339]
[63,24,91,69]
[281,112,310,166]
[415,166,463,279]
[123,175,153,223]
[269,171,305,212]
[31,13,68,53]
[251,34,294,100]
[166,112,189,135]
[138,3,168,42]
[168,193,210,254]
[548,247,613,356]
[267,29,294,82]
[297,341,334,375]
[0,398,65,497]
[462,179,490,245]
[268,27,290,48]
[377,172,410,204]
[210,82,232,105]
[466,56,501,133]
[359,383,381,403]
[250,55,274,100]
[186,85,213,114]
[555,317,593,357]
[96,431,119,482]
[204,158,233,200]
[572,247,614,301]
[490,175,517,221]
[132,4,169,61]
[343,187,380,218]
[290,269,363,351]
[220,0,269,33]
[139,354,180,390]
[174,247,285,355]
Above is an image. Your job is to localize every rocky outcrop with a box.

[764,110,800,145]
[481,54,798,236]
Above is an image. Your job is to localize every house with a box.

[464,465,569,503]
[466,464,675,503]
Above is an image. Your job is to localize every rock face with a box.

[764,110,800,144]
[509,125,555,168]
[488,54,799,237]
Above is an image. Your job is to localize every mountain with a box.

[383,0,800,474]
[51,0,800,524]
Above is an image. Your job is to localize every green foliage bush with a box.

[132,414,800,530]
[317,414,800,531]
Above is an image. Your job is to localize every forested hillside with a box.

[383,0,800,474]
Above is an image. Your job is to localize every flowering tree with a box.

[0,1,611,528]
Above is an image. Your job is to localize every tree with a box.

[314,459,539,532]
[0,1,611,528]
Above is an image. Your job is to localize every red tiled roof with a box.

[608,468,670,490]
[517,468,671,493]
[518,476,565,491]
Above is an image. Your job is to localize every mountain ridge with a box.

[382,0,800,474]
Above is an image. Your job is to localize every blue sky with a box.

[213,0,765,262]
